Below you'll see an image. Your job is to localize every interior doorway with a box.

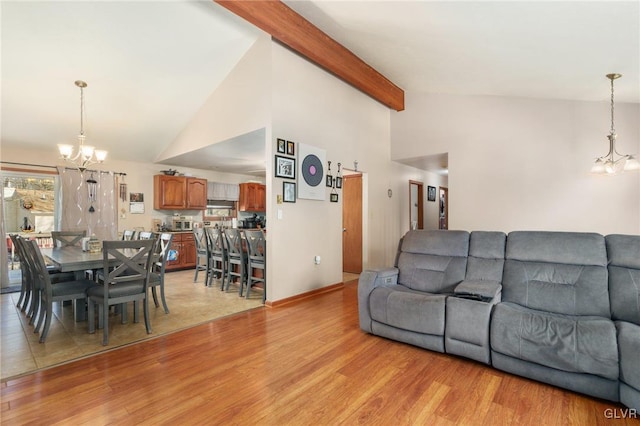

[342,174,363,274]
[409,180,424,230]
[439,186,449,230]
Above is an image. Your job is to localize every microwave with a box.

[172,218,193,231]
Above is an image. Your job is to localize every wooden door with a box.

[343,174,363,273]
[409,180,424,230]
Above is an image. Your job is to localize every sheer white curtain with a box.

[56,167,117,241]
[0,193,9,287]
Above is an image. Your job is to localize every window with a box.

[2,171,58,234]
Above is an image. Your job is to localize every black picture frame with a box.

[283,181,296,203]
[428,186,436,202]
[275,155,296,179]
[335,176,343,189]
[277,138,286,154]
[286,140,295,156]
[330,193,339,203]
[326,175,333,187]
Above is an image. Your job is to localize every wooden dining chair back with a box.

[21,239,95,343]
[51,231,86,247]
[87,239,155,345]
[148,233,173,314]
[122,230,136,240]
[205,227,227,289]
[137,231,156,240]
[244,229,266,303]
[193,228,209,284]
[223,229,247,295]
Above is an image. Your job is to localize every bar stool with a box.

[223,229,247,295]
[244,229,266,303]
[205,227,227,289]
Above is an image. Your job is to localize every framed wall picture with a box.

[275,155,296,179]
[330,193,339,202]
[335,176,343,189]
[326,175,333,187]
[286,140,295,156]
[283,181,296,203]
[297,143,326,200]
[277,138,286,154]
[428,186,436,202]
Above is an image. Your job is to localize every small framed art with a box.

[326,175,333,187]
[277,138,286,154]
[330,193,339,203]
[428,186,436,202]
[335,176,343,189]
[287,140,295,156]
[283,181,296,203]
[275,155,296,179]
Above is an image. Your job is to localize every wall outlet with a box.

[314,255,321,265]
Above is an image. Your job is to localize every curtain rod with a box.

[1,161,126,176]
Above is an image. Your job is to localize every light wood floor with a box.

[0,270,263,380]
[1,279,635,425]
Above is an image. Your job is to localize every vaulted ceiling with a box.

[2,1,638,173]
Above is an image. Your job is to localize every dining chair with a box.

[205,227,227,289]
[21,239,95,343]
[87,239,155,345]
[244,229,266,303]
[193,228,209,284]
[223,229,247,295]
[122,229,136,240]
[9,234,31,312]
[137,231,156,240]
[148,233,173,314]
[51,230,86,247]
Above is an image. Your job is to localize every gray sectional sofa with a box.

[358,230,640,409]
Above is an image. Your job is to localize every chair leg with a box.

[39,301,53,343]
[151,287,160,308]
[88,299,96,334]
[102,302,109,345]
[133,301,139,323]
[193,259,200,282]
[143,297,152,334]
[34,297,45,333]
[159,282,169,314]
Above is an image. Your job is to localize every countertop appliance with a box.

[172,217,193,231]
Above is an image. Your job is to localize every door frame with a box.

[409,180,424,230]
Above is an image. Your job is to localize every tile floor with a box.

[0,270,264,381]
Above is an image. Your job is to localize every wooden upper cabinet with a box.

[154,175,207,210]
[239,183,266,212]
[186,178,207,209]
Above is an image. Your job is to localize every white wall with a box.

[391,92,640,235]
[267,41,418,301]
[155,35,272,162]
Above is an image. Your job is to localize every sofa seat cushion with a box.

[617,321,640,389]
[491,302,619,380]
[369,285,445,336]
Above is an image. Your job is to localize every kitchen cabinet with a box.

[166,232,196,271]
[239,183,266,212]
[154,175,207,210]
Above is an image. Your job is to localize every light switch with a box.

[277,209,283,220]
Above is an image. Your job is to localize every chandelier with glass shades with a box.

[590,73,640,175]
[58,80,107,172]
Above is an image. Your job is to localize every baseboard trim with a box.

[265,282,345,308]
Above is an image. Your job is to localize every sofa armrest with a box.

[358,268,399,332]
[454,280,502,303]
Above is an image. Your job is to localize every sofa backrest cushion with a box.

[606,234,640,325]
[503,231,609,317]
[397,230,469,293]
[465,231,506,282]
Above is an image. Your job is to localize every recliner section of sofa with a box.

[606,234,640,410]
[358,229,640,408]
[490,231,619,401]
[359,230,469,352]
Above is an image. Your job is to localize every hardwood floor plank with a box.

[1,281,635,425]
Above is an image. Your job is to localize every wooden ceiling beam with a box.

[214,0,405,111]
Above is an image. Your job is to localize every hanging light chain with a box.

[609,75,615,135]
